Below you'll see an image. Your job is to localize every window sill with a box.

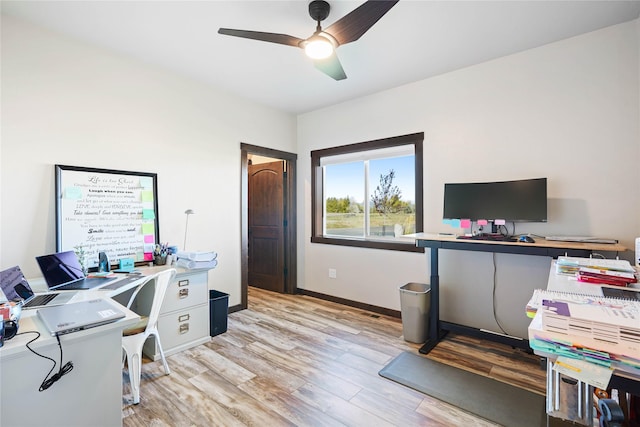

[311,235,425,253]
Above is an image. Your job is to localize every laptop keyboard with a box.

[24,293,57,308]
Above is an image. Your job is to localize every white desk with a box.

[22,265,212,359]
[0,265,188,426]
[0,280,142,427]
[1,265,213,427]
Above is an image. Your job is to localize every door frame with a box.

[240,143,297,309]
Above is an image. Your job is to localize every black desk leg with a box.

[419,246,447,354]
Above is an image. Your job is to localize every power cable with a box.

[17,331,74,391]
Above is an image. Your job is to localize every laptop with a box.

[35,250,118,290]
[37,298,126,336]
[0,265,76,309]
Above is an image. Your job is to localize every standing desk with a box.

[412,233,627,355]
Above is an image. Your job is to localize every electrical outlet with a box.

[328,268,337,279]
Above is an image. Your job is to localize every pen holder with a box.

[154,255,167,266]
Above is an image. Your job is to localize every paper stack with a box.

[555,256,637,286]
[176,251,218,270]
[526,289,640,371]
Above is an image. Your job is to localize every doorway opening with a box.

[240,143,297,309]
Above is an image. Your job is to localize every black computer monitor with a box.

[443,177,547,223]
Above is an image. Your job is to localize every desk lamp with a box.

[183,209,194,251]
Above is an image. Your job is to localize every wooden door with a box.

[248,161,285,292]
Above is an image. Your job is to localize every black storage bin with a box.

[209,290,229,337]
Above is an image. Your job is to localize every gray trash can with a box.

[399,282,430,343]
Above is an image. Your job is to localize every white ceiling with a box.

[2,1,640,114]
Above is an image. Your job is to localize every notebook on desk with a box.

[0,265,76,309]
[36,250,117,290]
[37,298,126,336]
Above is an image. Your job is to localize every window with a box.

[311,132,424,252]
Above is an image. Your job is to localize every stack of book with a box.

[555,256,637,286]
[175,251,218,270]
[527,289,640,372]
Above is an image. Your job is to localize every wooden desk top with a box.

[411,232,627,253]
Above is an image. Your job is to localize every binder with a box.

[576,271,635,287]
[526,288,640,314]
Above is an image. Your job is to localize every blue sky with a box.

[325,156,415,204]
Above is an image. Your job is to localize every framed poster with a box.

[55,164,160,270]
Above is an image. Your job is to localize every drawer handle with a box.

[179,323,189,334]
[179,288,189,298]
[178,279,189,287]
[178,314,190,322]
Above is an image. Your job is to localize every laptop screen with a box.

[36,251,85,289]
[0,265,33,302]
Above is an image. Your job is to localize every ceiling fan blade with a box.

[314,52,347,81]
[218,28,304,47]
[324,0,399,46]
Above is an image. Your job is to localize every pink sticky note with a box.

[460,219,472,228]
[144,235,155,243]
[477,219,488,226]
[494,219,506,225]
[143,252,153,261]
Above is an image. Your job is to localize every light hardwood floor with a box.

[122,287,546,426]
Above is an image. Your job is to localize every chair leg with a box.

[128,350,142,405]
[154,333,171,375]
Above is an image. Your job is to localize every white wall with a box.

[0,16,297,307]
[297,20,640,338]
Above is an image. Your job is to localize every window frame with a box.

[311,132,424,253]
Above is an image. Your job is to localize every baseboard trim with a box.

[229,303,243,314]
[297,289,401,319]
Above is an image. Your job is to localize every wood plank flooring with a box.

[122,287,546,426]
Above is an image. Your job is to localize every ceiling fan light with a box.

[304,36,333,59]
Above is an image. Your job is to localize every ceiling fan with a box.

[218,0,399,81]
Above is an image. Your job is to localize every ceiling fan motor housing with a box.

[309,0,330,23]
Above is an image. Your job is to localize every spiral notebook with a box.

[526,288,640,316]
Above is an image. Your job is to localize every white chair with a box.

[121,268,176,405]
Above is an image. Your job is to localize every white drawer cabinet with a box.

[143,269,211,360]
[156,304,210,351]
